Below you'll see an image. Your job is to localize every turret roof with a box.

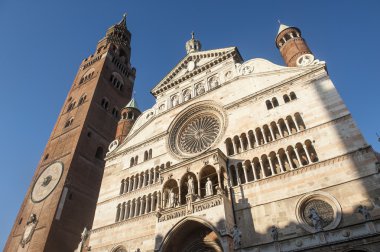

[124,98,139,110]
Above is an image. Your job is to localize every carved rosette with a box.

[167,101,226,159]
[295,191,342,233]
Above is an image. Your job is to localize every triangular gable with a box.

[151,47,243,97]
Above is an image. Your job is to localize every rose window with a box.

[167,102,226,159]
[303,199,334,228]
[178,115,220,153]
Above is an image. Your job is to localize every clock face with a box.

[296,54,315,67]
[31,162,63,203]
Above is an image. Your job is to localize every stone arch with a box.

[224,137,234,156]
[159,217,224,252]
[180,172,198,205]
[162,179,179,208]
[199,165,218,197]
[110,245,127,252]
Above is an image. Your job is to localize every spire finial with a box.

[277,19,281,25]
[185,31,201,54]
[118,13,127,26]
[191,31,195,39]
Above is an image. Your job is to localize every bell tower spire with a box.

[5,14,136,252]
[275,23,314,67]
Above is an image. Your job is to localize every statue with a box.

[27,214,37,225]
[230,225,242,249]
[270,225,278,241]
[308,208,323,231]
[168,189,175,208]
[21,214,38,248]
[81,227,89,242]
[209,76,219,89]
[357,205,371,220]
[183,90,191,101]
[172,95,179,106]
[196,84,205,95]
[187,175,194,195]
[205,177,213,196]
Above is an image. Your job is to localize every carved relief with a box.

[196,83,205,95]
[20,214,38,248]
[208,75,219,89]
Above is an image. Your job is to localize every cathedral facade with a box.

[6,16,380,252]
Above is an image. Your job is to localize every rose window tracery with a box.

[179,115,220,153]
[167,102,226,159]
[303,199,334,228]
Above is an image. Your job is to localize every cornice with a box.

[151,47,241,97]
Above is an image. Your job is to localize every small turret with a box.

[275,23,314,67]
[115,98,141,144]
[185,32,202,54]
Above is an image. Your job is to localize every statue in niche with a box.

[171,95,179,107]
[230,225,242,249]
[168,189,176,208]
[196,83,205,95]
[270,225,278,241]
[183,90,191,101]
[209,76,219,89]
[357,205,371,220]
[187,175,195,195]
[205,177,213,196]
[308,208,323,231]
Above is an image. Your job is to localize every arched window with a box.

[266,100,273,110]
[166,162,171,168]
[78,94,87,106]
[294,113,306,130]
[101,98,109,110]
[64,117,74,128]
[120,179,125,195]
[233,135,241,153]
[148,149,152,159]
[127,112,134,120]
[79,68,95,85]
[112,107,119,119]
[110,72,124,91]
[95,146,104,160]
[135,156,138,164]
[225,138,234,156]
[283,94,290,103]
[290,92,297,100]
[272,97,279,107]
[144,151,148,161]
[130,157,135,167]
[122,112,127,119]
[67,101,76,112]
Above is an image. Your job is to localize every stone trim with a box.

[91,212,156,234]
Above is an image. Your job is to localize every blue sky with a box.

[1,0,379,248]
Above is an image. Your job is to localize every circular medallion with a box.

[167,101,226,159]
[31,162,63,203]
[187,61,196,72]
[295,191,342,233]
[108,139,119,152]
[296,53,314,67]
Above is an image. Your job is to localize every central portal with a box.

[161,219,224,252]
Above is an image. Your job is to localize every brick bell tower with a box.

[275,23,314,67]
[5,14,136,252]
